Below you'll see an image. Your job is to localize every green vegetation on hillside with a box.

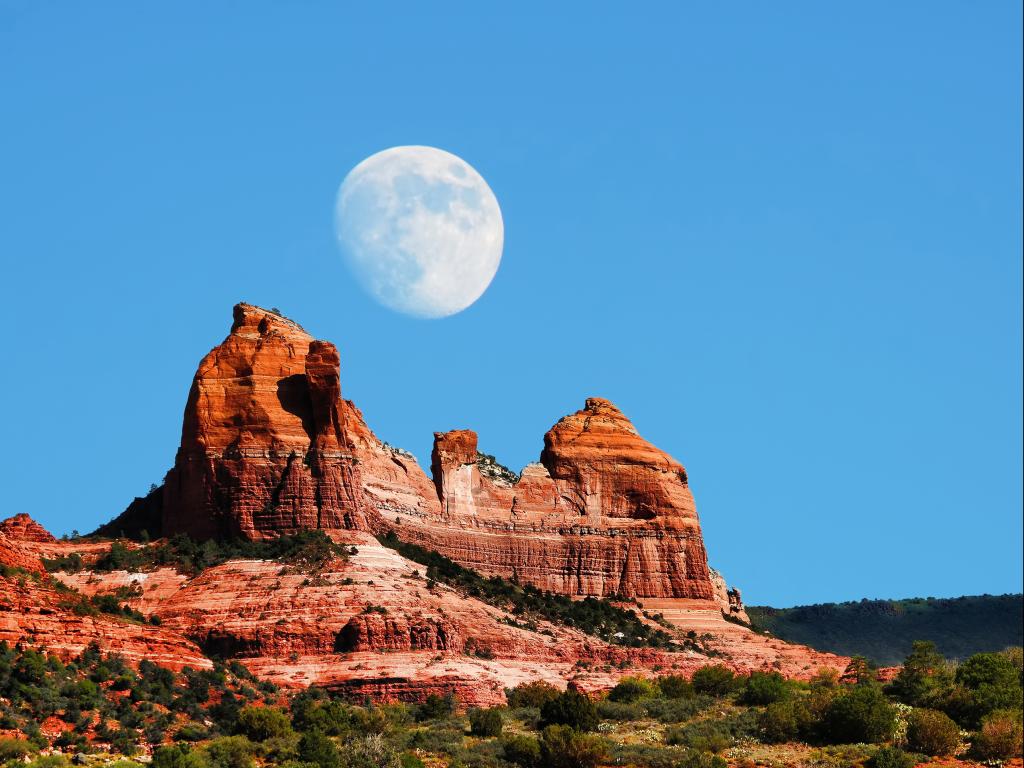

[748,594,1023,665]
[376,530,682,650]
[43,531,350,576]
[3,642,1021,767]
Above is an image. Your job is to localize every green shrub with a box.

[502,734,542,768]
[152,744,203,768]
[202,736,256,768]
[337,734,401,768]
[739,671,790,705]
[822,685,897,744]
[539,725,606,768]
[889,641,954,707]
[506,681,562,709]
[972,708,1023,761]
[666,720,731,753]
[758,699,812,743]
[468,707,503,737]
[597,700,644,721]
[607,676,656,703]
[643,695,711,723]
[235,705,294,742]
[297,731,340,768]
[691,665,737,697]
[0,737,35,761]
[905,707,960,756]
[416,693,455,721]
[657,674,694,699]
[539,690,599,732]
[870,746,915,768]
[953,651,1023,726]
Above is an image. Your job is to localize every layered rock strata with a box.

[105,304,742,614]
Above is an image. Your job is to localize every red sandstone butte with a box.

[104,303,746,621]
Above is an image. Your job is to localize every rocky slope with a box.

[100,303,744,620]
[27,523,845,705]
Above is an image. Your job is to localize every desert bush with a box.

[468,706,503,737]
[539,725,606,768]
[656,674,694,699]
[822,684,897,744]
[502,734,542,768]
[643,694,711,723]
[416,693,455,721]
[202,736,256,768]
[0,737,35,761]
[297,730,340,768]
[666,720,731,753]
[952,651,1023,726]
[740,671,790,705]
[608,676,657,703]
[691,665,737,697]
[758,699,812,743]
[597,699,645,721]
[540,690,599,732]
[338,734,402,768]
[905,707,960,756]
[235,705,294,742]
[972,708,1024,761]
[889,641,954,708]
[506,681,561,709]
[870,746,915,768]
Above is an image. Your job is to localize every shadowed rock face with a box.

[108,303,738,608]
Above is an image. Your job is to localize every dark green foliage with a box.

[40,553,83,573]
[748,594,1023,665]
[739,671,790,705]
[502,734,542,768]
[468,707,503,737]
[758,699,814,743]
[870,746,915,768]
[234,705,293,742]
[596,700,644,721]
[539,725,606,768]
[203,736,256,768]
[539,690,599,732]
[416,693,455,721]
[607,676,656,703]
[888,640,954,707]
[905,708,960,756]
[822,685,897,744]
[506,681,561,709]
[51,531,349,576]
[951,650,1023,726]
[642,695,712,723]
[690,665,737,696]
[377,531,675,648]
[152,744,201,768]
[297,731,340,768]
[656,674,694,699]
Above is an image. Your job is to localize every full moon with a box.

[335,146,504,318]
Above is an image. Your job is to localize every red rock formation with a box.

[160,305,368,539]
[402,401,717,601]
[0,566,208,670]
[1,513,57,543]
[102,303,743,614]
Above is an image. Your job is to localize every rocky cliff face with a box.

[104,303,742,614]
[160,305,368,540]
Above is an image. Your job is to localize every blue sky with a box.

[1,3,1021,606]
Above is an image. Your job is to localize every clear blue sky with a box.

[2,3,1021,606]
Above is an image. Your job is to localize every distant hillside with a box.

[748,593,1023,666]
